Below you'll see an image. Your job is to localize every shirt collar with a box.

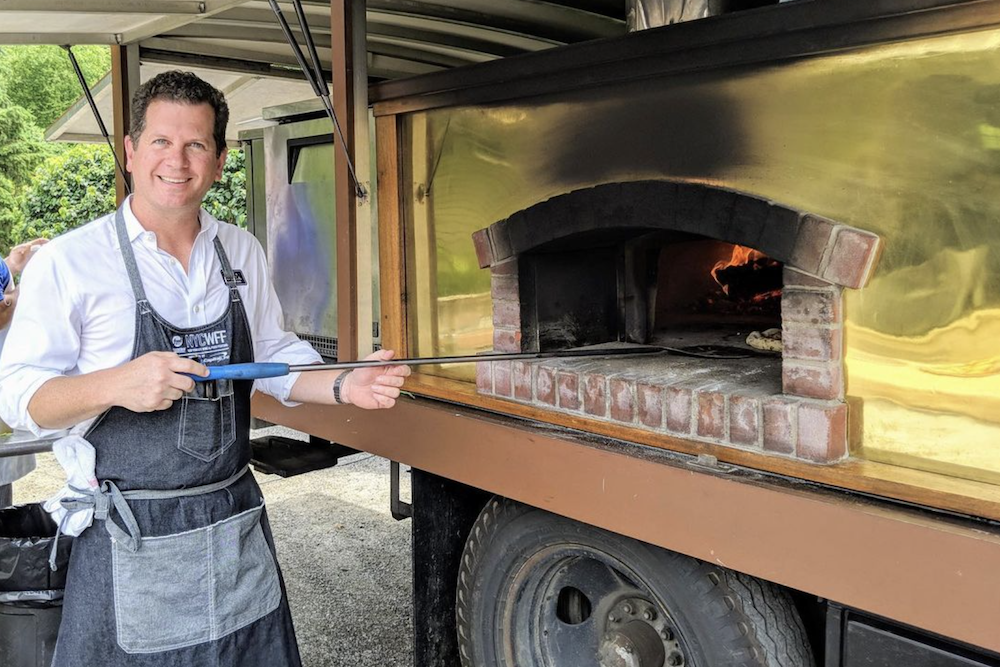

[119,196,219,247]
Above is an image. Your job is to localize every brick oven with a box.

[472,180,881,463]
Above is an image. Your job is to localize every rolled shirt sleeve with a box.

[0,245,84,436]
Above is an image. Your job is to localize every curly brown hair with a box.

[129,71,229,156]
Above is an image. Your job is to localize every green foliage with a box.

[0,45,110,130]
[18,144,115,242]
[0,175,24,253]
[14,146,248,245]
[204,150,247,228]
[0,96,46,187]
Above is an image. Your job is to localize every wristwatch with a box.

[333,370,352,405]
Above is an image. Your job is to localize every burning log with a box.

[711,245,782,303]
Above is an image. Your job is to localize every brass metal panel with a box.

[397,29,1000,482]
[252,393,1000,654]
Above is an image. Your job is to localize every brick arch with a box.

[473,180,880,289]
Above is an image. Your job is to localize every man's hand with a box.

[340,349,411,410]
[105,351,209,413]
[4,238,47,276]
[27,352,210,430]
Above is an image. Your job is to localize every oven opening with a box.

[520,231,783,357]
[654,236,782,354]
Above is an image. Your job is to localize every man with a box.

[0,71,409,666]
[0,237,47,506]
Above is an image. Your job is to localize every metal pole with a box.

[63,45,131,194]
[0,433,65,458]
[285,346,675,373]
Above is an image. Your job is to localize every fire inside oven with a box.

[519,231,782,355]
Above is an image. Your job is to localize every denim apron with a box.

[51,207,302,666]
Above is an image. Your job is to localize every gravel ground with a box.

[11,426,414,667]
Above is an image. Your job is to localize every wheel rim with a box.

[500,545,692,667]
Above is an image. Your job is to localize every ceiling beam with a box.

[367,0,623,42]
[140,45,320,80]
[0,0,206,13]
[165,23,330,42]
[118,0,250,44]
[0,33,120,44]
[140,36,305,66]
[368,52,441,79]
[169,18,529,58]
[141,44,438,82]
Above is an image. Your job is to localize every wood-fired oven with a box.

[473,181,880,463]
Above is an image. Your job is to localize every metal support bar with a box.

[390,460,412,520]
[64,46,130,195]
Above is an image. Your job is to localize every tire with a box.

[456,497,815,667]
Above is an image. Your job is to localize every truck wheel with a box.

[456,498,815,667]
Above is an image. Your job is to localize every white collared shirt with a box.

[0,198,322,436]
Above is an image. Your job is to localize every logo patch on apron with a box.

[173,327,231,365]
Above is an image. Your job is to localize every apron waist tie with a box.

[49,465,251,570]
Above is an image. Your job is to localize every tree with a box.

[0,175,23,253]
[0,45,110,130]
[0,89,46,187]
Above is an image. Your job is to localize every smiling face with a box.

[125,100,227,228]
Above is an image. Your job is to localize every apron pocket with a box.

[177,379,237,462]
[112,502,282,654]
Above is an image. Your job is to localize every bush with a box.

[19,144,115,241]
[16,146,247,244]
[204,149,247,227]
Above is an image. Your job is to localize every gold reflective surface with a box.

[400,29,1000,484]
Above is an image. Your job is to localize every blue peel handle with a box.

[195,362,291,382]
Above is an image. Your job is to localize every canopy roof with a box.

[0,1,625,80]
[0,1,625,142]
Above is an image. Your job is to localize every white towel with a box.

[43,435,99,537]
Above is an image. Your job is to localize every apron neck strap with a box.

[213,235,240,288]
[113,204,149,306]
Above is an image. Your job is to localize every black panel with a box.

[411,470,491,667]
[845,622,997,667]
[828,604,1000,667]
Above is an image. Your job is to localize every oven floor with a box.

[532,329,782,397]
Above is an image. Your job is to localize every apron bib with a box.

[52,207,302,666]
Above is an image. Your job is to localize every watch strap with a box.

[333,370,352,405]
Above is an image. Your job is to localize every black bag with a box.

[0,504,72,602]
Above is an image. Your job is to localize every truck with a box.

[6,1,1000,665]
